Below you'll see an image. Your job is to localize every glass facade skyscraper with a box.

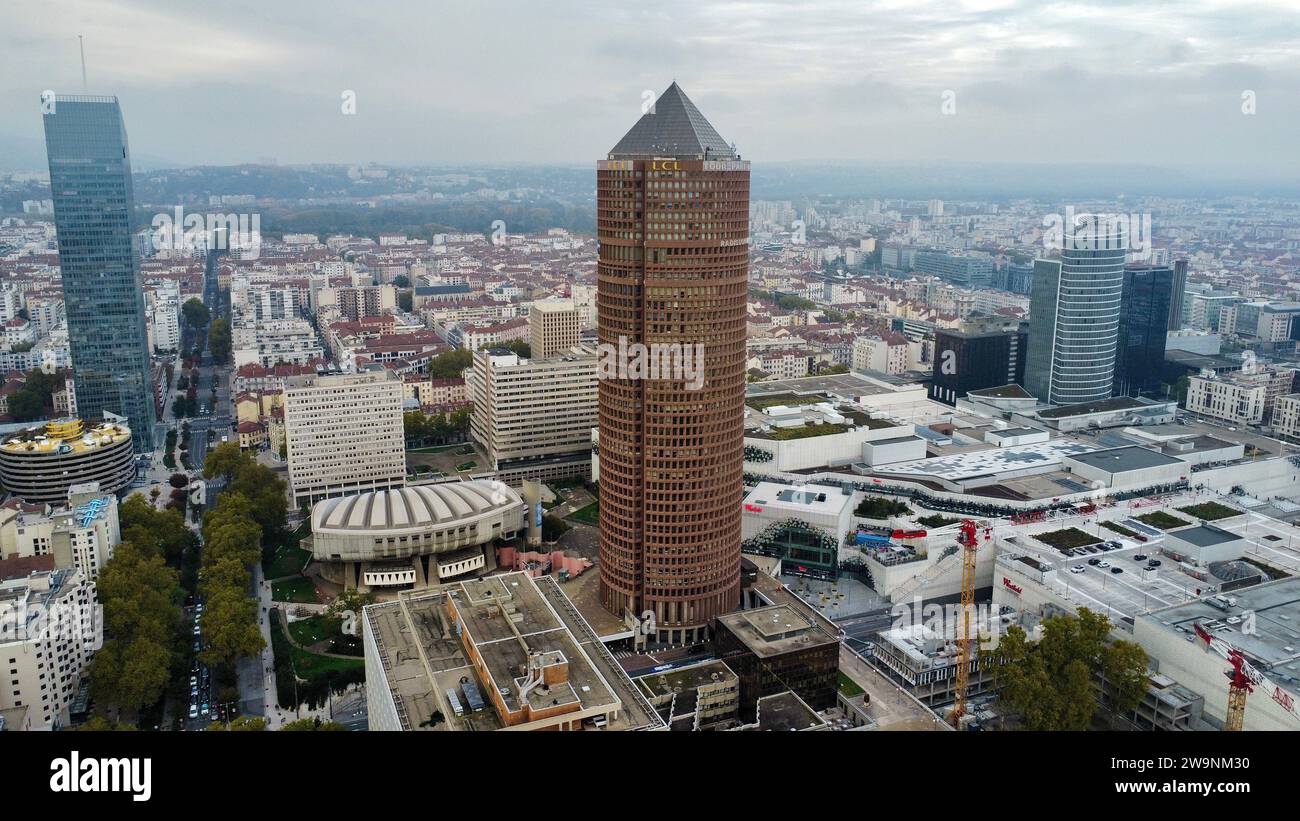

[1115,265,1174,398]
[43,95,154,450]
[1025,227,1127,405]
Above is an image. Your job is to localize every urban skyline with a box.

[2,1,1299,174]
[6,4,1300,793]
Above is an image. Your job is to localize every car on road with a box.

[1096,560,1110,569]
[1147,559,1162,567]
[1070,565,1086,574]
[1088,558,1101,566]
[1110,567,1124,574]
[1134,554,1147,561]
[193,625,201,635]
[200,703,210,716]
[189,704,198,720]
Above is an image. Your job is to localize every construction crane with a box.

[1193,622,1300,731]
[949,519,982,727]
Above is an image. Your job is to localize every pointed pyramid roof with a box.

[608,82,735,160]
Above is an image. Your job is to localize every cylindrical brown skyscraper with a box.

[597,83,748,644]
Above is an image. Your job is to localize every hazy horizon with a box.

[4,1,1299,176]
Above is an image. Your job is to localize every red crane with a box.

[1193,622,1300,731]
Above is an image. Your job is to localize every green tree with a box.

[119,494,196,561]
[326,588,375,620]
[71,715,138,731]
[6,389,43,421]
[208,318,232,363]
[89,542,183,712]
[202,443,288,541]
[198,586,265,669]
[182,298,211,329]
[981,608,1148,730]
[281,717,347,731]
[427,348,473,379]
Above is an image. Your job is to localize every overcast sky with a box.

[4,0,1299,173]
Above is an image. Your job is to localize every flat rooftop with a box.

[993,427,1043,437]
[749,690,827,731]
[998,535,1199,623]
[363,572,663,731]
[1066,445,1185,472]
[635,659,738,700]
[743,482,853,515]
[1140,577,1300,700]
[716,603,839,659]
[968,384,1033,400]
[873,439,1096,482]
[1167,523,1242,547]
[1037,396,1154,419]
[745,371,916,400]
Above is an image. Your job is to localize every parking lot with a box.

[1042,539,1200,622]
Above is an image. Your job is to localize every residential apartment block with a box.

[283,368,406,508]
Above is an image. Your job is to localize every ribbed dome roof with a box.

[311,481,521,532]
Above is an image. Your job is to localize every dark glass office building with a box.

[1169,258,1188,331]
[1115,265,1174,398]
[929,328,1028,405]
[43,95,154,450]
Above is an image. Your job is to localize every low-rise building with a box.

[711,603,840,723]
[1186,366,1295,426]
[362,573,664,731]
[0,558,99,730]
[0,483,119,578]
[307,481,524,590]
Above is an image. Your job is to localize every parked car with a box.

[1070,565,1086,574]
[1097,560,1110,569]
[1134,554,1147,561]
[1088,558,1101,566]
[188,704,198,720]
[1110,567,1124,574]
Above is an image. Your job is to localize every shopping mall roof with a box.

[1065,446,1185,472]
[874,439,1096,482]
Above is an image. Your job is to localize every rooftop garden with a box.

[855,496,911,519]
[747,392,832,411]
[1100,520,1139,538]
[750,423,850,441]
[1034,527,1101,550]
[917,514,963,529]
[1176,502,1243,521]
[1135,511,1191,531]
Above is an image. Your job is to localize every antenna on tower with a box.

[78,35,87,91]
